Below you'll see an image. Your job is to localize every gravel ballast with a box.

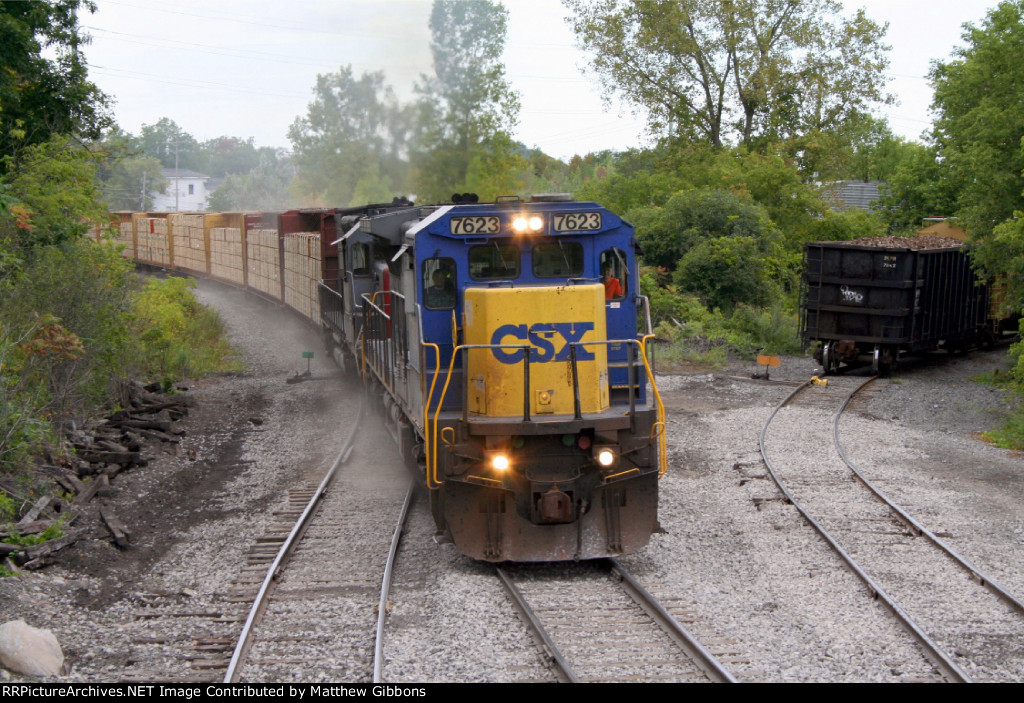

[1,279,1021,682]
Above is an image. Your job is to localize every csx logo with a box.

[490,323,595,364]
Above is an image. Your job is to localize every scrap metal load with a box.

[800,235,1004,374]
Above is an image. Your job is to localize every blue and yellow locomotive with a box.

[321,195,666,561]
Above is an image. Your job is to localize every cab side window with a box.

[600,248,627,301]
[350,242,370,276]
[422,257,457,310]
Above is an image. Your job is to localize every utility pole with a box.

[141,171,147,211]
[174,135,180,212]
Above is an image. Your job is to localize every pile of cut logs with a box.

[1,381,192,570]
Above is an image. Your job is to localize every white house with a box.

[151,168,211,211]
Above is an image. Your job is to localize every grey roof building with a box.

[820,180,885,212]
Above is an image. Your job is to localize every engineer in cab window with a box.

[603,265,623,300]
[426,270,456,309]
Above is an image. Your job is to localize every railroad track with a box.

[219,398,415,682]
[496,559,737,683]
[760,375,1024,682]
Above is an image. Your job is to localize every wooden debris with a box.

[15,496,53,530]
[100,507,131,548]
[22,528,85,563]
[72,474,109,506]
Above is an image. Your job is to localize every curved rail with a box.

[759,378,972,683]
[833,381,1024,616]
[372,482,416,683]
[223,395,366,683]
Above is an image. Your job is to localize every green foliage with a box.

[288,67,409,206]
[630,187,773,270]
[1,240,135,435]
[412,0,520,202]
[643,270,800,365]
[564,0,892,147]
[3,519,64,547]
[1,136,109,247]
[872,142,958,232]
[131,277,240,385]
[970,216,1024,312]
[727,303,802,355]
[979,322,1024,450]
[805,207,888,243]
[0,492,16,522]
[137,118,206,173]
[983,410,1024,451]
[0,321,60,473]
[930,1,1024,238]
[464,133,529,202]
[0,1,110,176]
[792,116,922,183]
[209,152,294,211]
[674,235,773,312]
[93,130,168,211]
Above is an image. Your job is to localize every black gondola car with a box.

[800,237,992,374]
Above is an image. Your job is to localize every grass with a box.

[983,408,1024,451]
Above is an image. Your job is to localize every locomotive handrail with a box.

[641,334,668,477]
[423,335,668,487]
[360,290,407,395]
[421,341,441,489]
[426,342,531,488]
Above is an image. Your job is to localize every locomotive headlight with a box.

[595,447,617,468]
[490,453,511,472]
[528,216,544,232]
[512,216,528,233]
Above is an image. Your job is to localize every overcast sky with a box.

[79,0,1000,161]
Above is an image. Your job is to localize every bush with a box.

[674,235,775,312]
[131,276,240,386]
[1,239,135,432]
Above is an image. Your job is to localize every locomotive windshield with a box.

[469,239,519,280]
[532,240,584,278]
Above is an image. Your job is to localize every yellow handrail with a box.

[425,336,667,486]
[640,334,668,477]
[421,342,441,489]
[430,344,466,488]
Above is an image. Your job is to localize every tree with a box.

[288,66,408,206]
[0,0,110,174]
[1,135,108,247]
[412,0,520,201]
[872,142,957,233]
[208,152,294,211]
[93,129,167,211]
[930,1,1024,237]
[674,235,770,311]
[629,187,772,270]
[138,118,206,173]
[563,0,891,147]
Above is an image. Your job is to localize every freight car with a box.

[800,235,1001,375]
[108,195,666,562]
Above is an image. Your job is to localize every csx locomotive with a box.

[319,195,666,561]
[111,195,666,562]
